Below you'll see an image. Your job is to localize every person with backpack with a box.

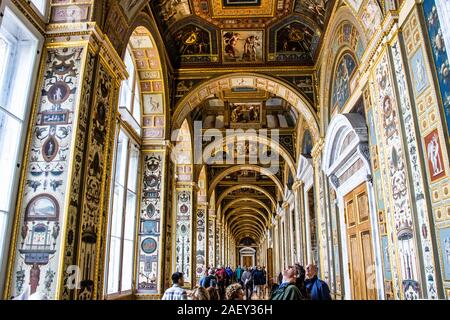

[215,265,227,299]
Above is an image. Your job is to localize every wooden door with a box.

[344,182,377,300]
[243,256,252,268]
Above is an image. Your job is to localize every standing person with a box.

[199,267,208,288]
[202,269,217,289]
[294,263,307,299]
[225,265,233,286]
[241,267,253,300]
[305,264,331,300]
[270,266,303,300]
[215,265,227,299]
[161,272,188,300]
[262,266,267,298]
[235,265,243,285]
[253,267,265,299]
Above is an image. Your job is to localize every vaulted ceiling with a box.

[144,0,334,67]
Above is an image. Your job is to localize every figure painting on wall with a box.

[411,48,429,96]
[223,31,263,63]
[439,227,450,280]
[332,53,357,110]
[143,94,163,114]
[425,129,446,181]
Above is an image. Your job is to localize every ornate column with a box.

[208,211,216,267]
[173,181,196,288]
[311,138,326,278]
[195,201,207,283]
[292,180,304,265]
[5,12,127,299]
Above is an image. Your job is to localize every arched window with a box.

[0,1,42,285]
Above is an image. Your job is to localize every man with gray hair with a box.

[305,264,331,300]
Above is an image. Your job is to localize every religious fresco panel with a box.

[332,53,357,111]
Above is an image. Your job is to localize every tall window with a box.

[0,3,41,287]
[118,48,141,135]
[106,130,140,295]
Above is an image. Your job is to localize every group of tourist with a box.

[161,263,331,301]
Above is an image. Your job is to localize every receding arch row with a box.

[172,73,320,143]
[232,225,264,239]
[222,197,272,219]
[230,222,265,237]
[225,207,269,226]
[216,185,277,210]
[208,165,283,198]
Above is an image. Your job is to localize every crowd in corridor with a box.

[161,263,331,300]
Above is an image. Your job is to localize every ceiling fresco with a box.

[125,0,336,67]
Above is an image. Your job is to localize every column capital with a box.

[292,179,304,191]
[311,137,325,159]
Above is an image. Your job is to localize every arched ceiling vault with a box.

[232,225,263,239]
[231,222,265,236]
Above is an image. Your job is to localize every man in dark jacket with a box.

[305,264,331,300]
[270,266,302,300]
[241,267,253,300]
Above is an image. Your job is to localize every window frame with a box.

[118,46,142,129]
[104,124,141,299]
[0,0,44,295]
[28,0,50,22]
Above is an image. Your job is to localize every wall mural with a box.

[359,0,382,38]
[332,53,357,111]
[76,61,114,300]
[11,47,84,299]
[118,0,144,21]
[138,152,164,293]
[222,30,263,63]
[373,51,421,299]
[208,218,214,266]
[196,208,206,279]
[176,190,192,282]
[391,39,438,299]
[60,49,95,300]
[423,0,450,139]
[439,227,450,281]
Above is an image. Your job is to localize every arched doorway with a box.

[322,113,383,300]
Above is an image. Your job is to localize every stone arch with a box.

[226,210,268,229]
[172,73,321,143]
